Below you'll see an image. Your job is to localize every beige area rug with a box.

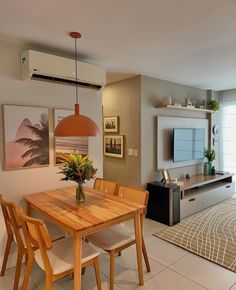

[154,197,236,272]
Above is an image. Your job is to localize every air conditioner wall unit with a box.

[20,50,106,90]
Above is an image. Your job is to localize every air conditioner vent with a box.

[31,74,102,90]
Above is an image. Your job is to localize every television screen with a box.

[173,128,205,162]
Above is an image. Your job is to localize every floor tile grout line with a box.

[229,282,236,289]
[166,252,190,267]
[166,267,210,290]
[30,277,40,290]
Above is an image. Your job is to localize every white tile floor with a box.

[1,218,236,290]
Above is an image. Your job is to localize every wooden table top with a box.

[23,186,145,232]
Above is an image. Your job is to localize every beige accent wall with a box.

[102,76,141,186]
[0,41,103,267]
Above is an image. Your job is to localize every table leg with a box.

[134,211,144,285]
[26,202,32,216]
[74,232,82,290]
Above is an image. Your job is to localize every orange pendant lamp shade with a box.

[54,32,100,137]
[54,104,99,136]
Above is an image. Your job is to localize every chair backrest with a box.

[94,178,117,195]
[117,185,149,215]
[0,195,24,248]
[19,211,53,273]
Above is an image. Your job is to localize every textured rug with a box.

[154,197,236,272]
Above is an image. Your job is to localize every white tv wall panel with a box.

[157,116,208,170]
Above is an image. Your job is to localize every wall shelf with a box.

[155,105,214,114]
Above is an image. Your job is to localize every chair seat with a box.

[88,224,135,251]
[35,237,99,275]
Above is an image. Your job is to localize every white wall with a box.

[0,41,103,267]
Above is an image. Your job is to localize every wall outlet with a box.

[134,149,138,157]
[128,148,134,156]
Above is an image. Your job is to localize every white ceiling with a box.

[1,0,236,90]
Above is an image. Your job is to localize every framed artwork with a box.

[162,169,171,183]
[104,135,124,158]
[104,116,119,133]
[54,109,88,165]
[3,105,49,170]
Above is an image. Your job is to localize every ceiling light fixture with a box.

[54,32,100,137]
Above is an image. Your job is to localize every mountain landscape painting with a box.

[3,105,49,170]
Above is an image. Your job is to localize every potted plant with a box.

[204,148,216,175]
[58,152,97,202]
[207,100,220,111]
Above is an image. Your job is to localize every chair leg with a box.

[21,255,34,290]
[142,237,151,272]
[0,234,13,276]
[94,257,102,290]
[45,274,53,290]
[13,249,24,290]
[109,251,115,290]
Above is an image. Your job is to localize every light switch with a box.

[128,148,134,156]
[134,149,138,157]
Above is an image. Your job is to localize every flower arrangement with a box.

[204,148,216,162]
[58,152,97,184]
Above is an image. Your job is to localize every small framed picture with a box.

[104,116,119,133]
[104,135,124,158]
[162,169,171,183]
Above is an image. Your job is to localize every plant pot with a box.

[208,161,213,175]
[76,182,85,203]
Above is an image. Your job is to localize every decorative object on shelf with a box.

[185,96,195,108]
[162,96,172,106]
[212,125,219,135]
[54,109,88,165]
[204,162,209,176]
[185,173,191,179]
[204,148,216,175]
[54,32,99,137]
[213,137,218,146]
[104,135,124,158]
[207,100,220,112]
[3,105,49,170]
[104,116,119,133]
[58,152,97,202]
[161,169,171,183]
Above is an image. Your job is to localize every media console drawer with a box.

[181,182,235,219]
[180,196,201,219]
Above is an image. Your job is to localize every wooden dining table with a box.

[23,186,145,290]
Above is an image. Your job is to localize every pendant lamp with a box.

[54,32,100,137]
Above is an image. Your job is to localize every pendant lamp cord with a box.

[74,36,79,104]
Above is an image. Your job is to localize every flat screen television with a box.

[173,128,205,163]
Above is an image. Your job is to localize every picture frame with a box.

[104,135,124,158]
[104,116,119,133]
[3,104,49,170]
[54,109,88,165]
[162,169,171,183]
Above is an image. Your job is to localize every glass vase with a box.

[76,182,85,203]
[208,161,213,175]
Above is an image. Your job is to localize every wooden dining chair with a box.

[87,185,151,290]
[0,195,65,290]
[0,194,27,290]
[20,212,102,290]
[93,178,118,195]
